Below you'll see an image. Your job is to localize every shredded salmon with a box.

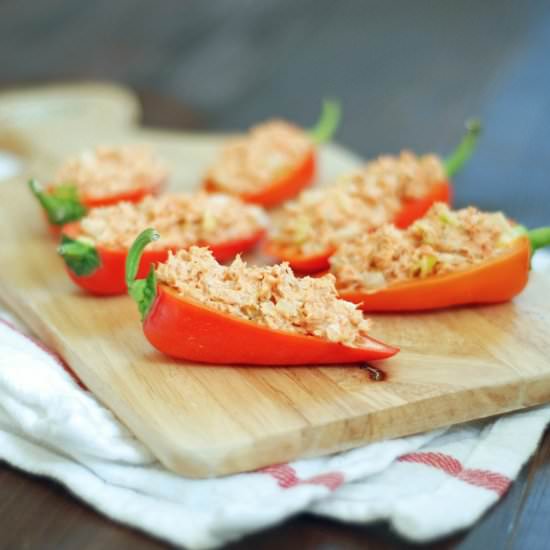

[156,247,373,348]
[53,144,167,199]
[78,193,268,250]
[206,120,312,195]
[330,203,519,292]
[271,151,445,256]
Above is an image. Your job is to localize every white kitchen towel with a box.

[1,253,549,549]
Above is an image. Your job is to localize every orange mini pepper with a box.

[337,227,550,312]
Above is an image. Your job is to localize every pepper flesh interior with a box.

[330,202,520,292]
[270,151,446,256]
[155,246,375,349]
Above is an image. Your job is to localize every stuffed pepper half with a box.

[125,231,398,365]
[204,100,341,208]
[29,144,167,232]
[58,192,267,296]
[330,202,549,311]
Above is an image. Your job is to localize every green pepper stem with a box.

[58,241,85,259]
[57,234,101,276]
[126,229,160,320]
[125,228,159,289]
[28,178,86,225]
[444,119,482,178]
[528,227,550,255]
[309,99,341,144]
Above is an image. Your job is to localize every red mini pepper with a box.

[58,222,265,296]
[337,227,550,312]
[266,120,481,273]
[203,100,341,208]
[126,229,398,365]
[29,178,163,235]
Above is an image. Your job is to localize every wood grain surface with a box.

[1,84,549,479]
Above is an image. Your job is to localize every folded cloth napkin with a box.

[1,253,549,549]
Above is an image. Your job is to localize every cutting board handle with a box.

[0,82,142,182]
[0,81,141,131]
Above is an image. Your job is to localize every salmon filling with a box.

[271,151,446,256]
[156,247,373,348]
[77,193,268,250]
[53,145,167,200]
[330,203,519,292]
[206,120,313,195]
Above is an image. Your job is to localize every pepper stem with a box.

[444,119,482,178]
[58,235,101,276]
[309,99,341,144]
[126,228,160,321]
[528,227,550,255]
[28,178,86,225]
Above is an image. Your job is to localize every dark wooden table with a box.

[2,1,550,548]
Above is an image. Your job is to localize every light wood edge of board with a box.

[156,384,544,478]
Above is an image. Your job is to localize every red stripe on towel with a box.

[258,464,299,488]
[398,451,511,496]
[258,464,344,491]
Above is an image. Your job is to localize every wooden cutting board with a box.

[1,84,550,479]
